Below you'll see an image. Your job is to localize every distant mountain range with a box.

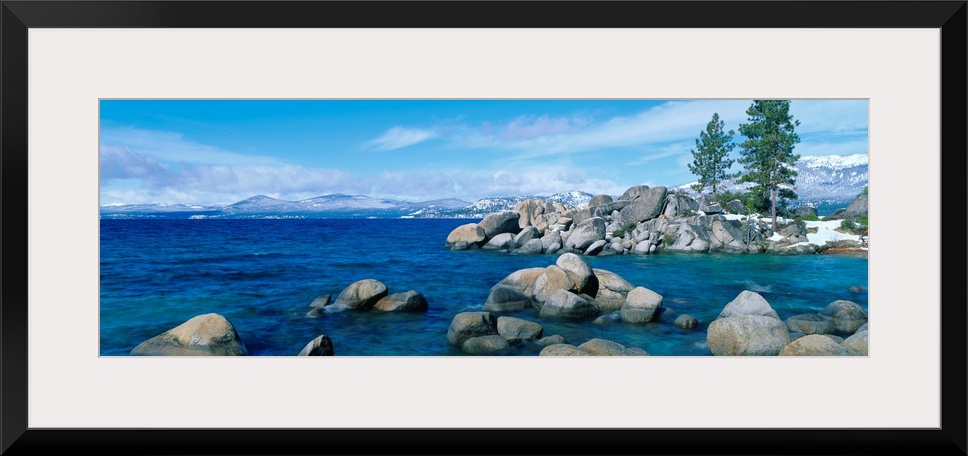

[100,154,867,219]
[99,191,595,219]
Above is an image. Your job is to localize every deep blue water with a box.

[100,219,869,356]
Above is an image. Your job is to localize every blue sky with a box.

[99,99,868,206]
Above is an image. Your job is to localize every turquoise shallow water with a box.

[99,219,869,356]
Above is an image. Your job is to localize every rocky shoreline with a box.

[127,184,869,357]
[129,252,868,357]
[445,184,869,256]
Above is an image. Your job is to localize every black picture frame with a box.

[2,1,965,455]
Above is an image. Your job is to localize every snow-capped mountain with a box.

[459,191,593,217]
[545,190,594,207]
[673,153,868,212]
[224,194,402,214]
[793,154,868,206]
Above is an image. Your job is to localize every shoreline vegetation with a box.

[127,183,869,358]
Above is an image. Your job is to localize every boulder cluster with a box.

[131,279,430,356]
[307,278,428,316]
[706,290,868,356]
[539,338,649,356]
[482,252,675,326]
[128,254,867,357]
[446,311,550,354]
[446,184,867,255]
[445,311,649,356]
[129,312,338,356]
[444,252,675,355]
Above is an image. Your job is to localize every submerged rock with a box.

[824,334,845,344]
[531,265,574,307]
[495,267,545,297]
[707,315,790,356]
[539,344,590,356]
[818,300,868,334]
[483,286,532,313]
[841,330,869,356]
[372,290,428,312]
[555,252,596,296]
[309,294,331,308]
[496,316,543,344]
[593,269,634,311]
[779,334,850,356]
[306,294,332,318]
[592,313,620,325]
[578,338,646,356]
[785,314,834,335]
[674,314,699,330]
[461,335,510,354]
[536,334,567,346]
[130,313,248,356]
[333,279,388,310]
[298,334,334,356]
[447,311,498,348]
[620,286,663,323]
[717,290,781,320]
[539,289,599,320]
[445,223,486,250]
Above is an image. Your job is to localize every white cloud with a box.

[99,144,172,180]
[496,114,590,141]
[626,140,694,166]
[101,161,634,205]
[452,100,751,159]
[99,161,366,205]
[361,167,629,201]
[366,126,437,151]
[100,127,283,166]
[364,100,866,165]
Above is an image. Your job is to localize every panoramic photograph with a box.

[99,99,869,357]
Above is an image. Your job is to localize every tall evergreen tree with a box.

[736,100,801,230]
[688,113,736,196]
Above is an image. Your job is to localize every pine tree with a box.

[687,113,736,196]
[736,100,801,230]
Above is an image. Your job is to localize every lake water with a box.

[99,218,869,356]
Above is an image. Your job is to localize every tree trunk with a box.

[771,187,778,230]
